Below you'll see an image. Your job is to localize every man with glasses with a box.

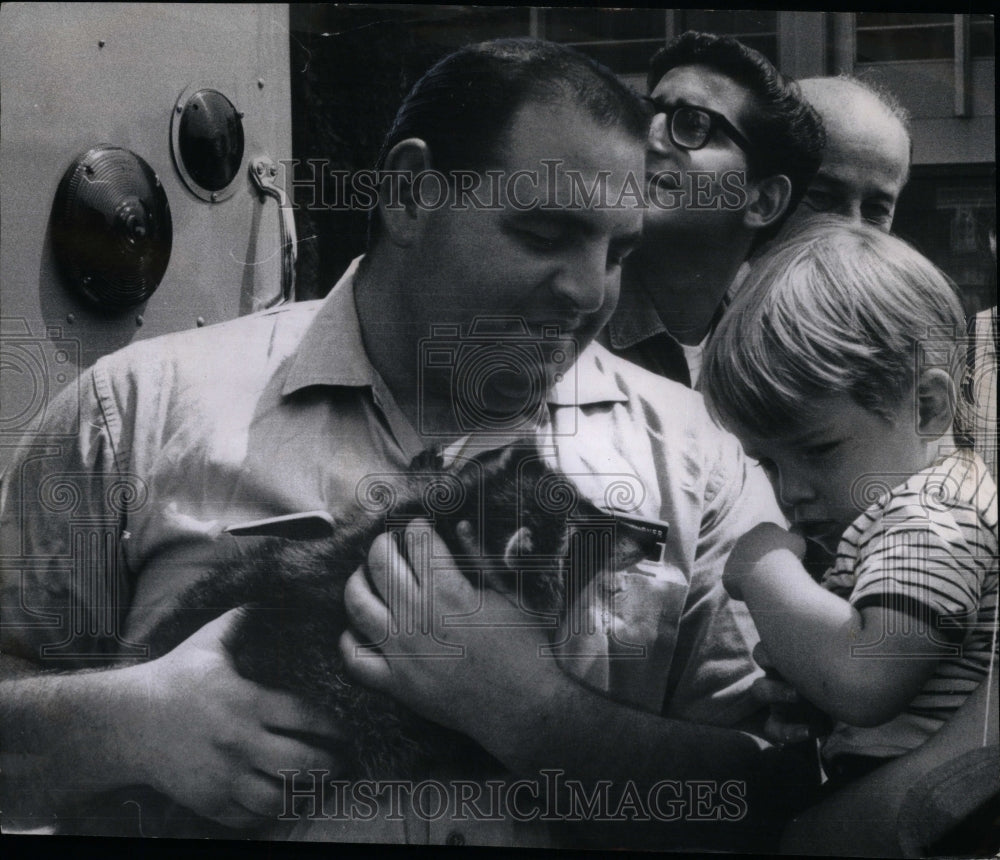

[599,31,823,388]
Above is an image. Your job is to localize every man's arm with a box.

[342,522,807,794]
[780,670,999,857]
[0,610,344,830]
[661,439,785,726]
[0,373,341,829]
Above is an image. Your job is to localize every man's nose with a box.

[838,199,862,223]
[549,252,611,314]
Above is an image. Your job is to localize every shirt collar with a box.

[282,256,625,443]
[548,341,631,406]
[282,257,374,395]
[439,343,626,466]
[605,280,670,351]
[606,278,732,353]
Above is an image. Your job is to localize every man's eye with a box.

[862,205,892,229]
[804,190,837,211]
[517,230,561,251]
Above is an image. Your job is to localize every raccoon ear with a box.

[503,526,534,569]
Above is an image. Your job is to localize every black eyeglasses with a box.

[642,96,754,156]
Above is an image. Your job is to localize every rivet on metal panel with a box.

[257,78,265,89]
[210,192,218,203]
[66,314,75,324]
[196,317,206,327]
[98,40,105,49]
[135,314,144,327]
[176,103,184,114]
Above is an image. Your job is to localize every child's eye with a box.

[802,440,841,459]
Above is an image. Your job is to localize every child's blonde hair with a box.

[703,219,968,438]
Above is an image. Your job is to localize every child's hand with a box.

[723,522,806,601]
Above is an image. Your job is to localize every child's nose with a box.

[778,468,816,509]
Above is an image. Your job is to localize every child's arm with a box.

[723,523,950,727]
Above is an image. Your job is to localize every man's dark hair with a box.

[648,30,824,240]
[368,38,648,243]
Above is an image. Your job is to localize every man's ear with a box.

[917,368,956,437]
[379,137,433,248]
[743,173,793,231]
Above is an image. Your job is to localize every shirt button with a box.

[446,831,466,846]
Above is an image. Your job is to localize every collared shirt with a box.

[602,263,752,390]
[600,280,726,390]
[1,258,782,839]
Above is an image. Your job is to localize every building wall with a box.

[0,3,291,466]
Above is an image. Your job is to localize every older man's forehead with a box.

[819,123,909,188]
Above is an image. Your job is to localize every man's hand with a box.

[340,519,562,750]
[131,608,344,829]
[750,643,832,746]
[723,522,806,601]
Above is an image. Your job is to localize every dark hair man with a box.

[599,31,824,388]
[1,38,783,847]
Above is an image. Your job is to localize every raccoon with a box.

[77,443,649,836]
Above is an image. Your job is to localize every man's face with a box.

[736,394,928,554]
[782,87,910,234]
[406,97,644,426]
[643,64,756,237]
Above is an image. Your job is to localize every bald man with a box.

[779,75,911,233]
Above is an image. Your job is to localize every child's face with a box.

[736,394,933,553]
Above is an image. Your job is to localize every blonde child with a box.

[702,220,998,784]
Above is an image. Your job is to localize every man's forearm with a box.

[479,669,766,785]
[0,657,150,822]
[473,671,808,851]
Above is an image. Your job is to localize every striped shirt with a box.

[965,307,998,481]
[821,449,998,763]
